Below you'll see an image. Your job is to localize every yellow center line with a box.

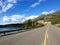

[43,29,48,45]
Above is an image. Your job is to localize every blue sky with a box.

[0,0,60,25]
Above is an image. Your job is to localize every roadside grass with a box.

[56,24,60,28]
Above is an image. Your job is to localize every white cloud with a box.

[2,3,13,12]
[3,15,10,22]
[49,10,55,13]
[25,15,38,20]
[0,1,3,7]
[7,0,16,3]
[31,2,40,8]
[41,12,49,15]
[31,0,46,7]
[2,15,25,23]
[41,10,55,15]
[10,15,24,22]
[2,15,38,24]
[0,0,17,13]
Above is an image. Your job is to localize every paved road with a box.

[0,24,60,45]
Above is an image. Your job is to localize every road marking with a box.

[43,29,48,45]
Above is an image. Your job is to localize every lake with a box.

[0,27,24,36]
[0,27,24,31]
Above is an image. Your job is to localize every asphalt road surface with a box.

[0,24,60,45]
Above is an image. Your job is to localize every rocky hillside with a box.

[33,10,60,24]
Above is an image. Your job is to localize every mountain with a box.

[0,10,60,28]
[50,10,60,24]
[34,10,60,24]
[53,10,60,15]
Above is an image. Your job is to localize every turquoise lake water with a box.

[0,27,23,31]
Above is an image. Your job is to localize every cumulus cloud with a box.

[3,15,10,22]
[0,0,17,13]
[31,0,46,7]
[41,10,55,15]
[2,15,38,24]
[25,15,38,20]
[3,15,24,23]
[10,15,25,22]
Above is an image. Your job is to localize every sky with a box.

[0,0,60,25]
